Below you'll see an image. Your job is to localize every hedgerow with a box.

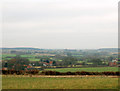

[2,70,120,76]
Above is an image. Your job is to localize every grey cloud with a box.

[2,0,118,49]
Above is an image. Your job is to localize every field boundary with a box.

[2,75,120,78]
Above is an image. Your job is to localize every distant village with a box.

[1,48,119,71]
[1,58,119,71]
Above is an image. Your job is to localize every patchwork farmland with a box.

[1,48,119,89]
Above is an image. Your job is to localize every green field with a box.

[2,76,118,89]
[20,54,35,58]
[28,58,40,61]
[1,54,16,60]
[2,54,40,61]
[45,67,118,72]
[2,54,16,57]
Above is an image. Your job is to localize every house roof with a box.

[43,61,53,65]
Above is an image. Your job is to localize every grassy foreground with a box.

[45,67,118,72]
[2,76,118,89]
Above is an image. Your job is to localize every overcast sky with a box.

[1,0,119,49]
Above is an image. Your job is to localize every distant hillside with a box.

[1,47,119,52]
[1,47,41,50]
[98,48,118,52]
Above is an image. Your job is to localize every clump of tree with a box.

[62,56,78,66]
[3,55,30,70]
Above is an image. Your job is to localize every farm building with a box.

[108,60,117,66]
[43,61,53,66]
[25,66,43,70]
